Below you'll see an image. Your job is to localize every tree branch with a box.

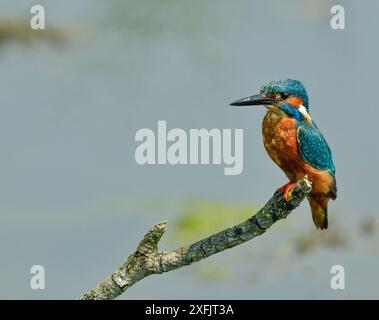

[80,177,312,300]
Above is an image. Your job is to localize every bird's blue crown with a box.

[260,79,309,111]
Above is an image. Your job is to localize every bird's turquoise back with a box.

[296,121,336,176]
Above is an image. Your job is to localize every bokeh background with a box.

[0,0,378,299]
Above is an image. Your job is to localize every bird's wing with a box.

[297,122,336,176]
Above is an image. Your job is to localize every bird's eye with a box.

[280,92,290,100]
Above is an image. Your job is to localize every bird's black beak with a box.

[230,93,274,106]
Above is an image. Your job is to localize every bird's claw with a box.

[277,182,297,201]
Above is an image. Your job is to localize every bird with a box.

[230,79,336,230]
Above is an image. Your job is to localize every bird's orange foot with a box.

[277,182,297,201]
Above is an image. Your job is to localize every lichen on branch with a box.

[80,177,312,300]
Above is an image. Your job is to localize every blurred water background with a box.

[0,0,378,299]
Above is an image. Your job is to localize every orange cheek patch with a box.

[285,97,303,108]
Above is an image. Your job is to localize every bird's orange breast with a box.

[262,110,300,179]
[262,110,333,195]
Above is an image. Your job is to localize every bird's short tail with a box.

[308,194,330,230]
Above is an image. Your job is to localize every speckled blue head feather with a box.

[260,79,309,111]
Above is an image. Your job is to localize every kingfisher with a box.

[231,79,336,230]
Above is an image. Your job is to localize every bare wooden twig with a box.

[80,177,312,300]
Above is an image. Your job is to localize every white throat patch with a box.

[298,104,312,123]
